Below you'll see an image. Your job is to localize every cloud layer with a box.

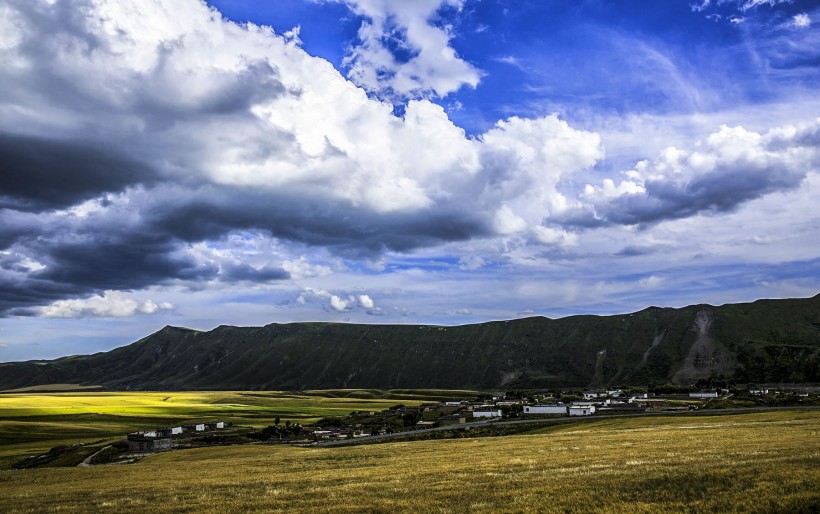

[0,0,817,343]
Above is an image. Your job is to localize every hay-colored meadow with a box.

[1,409,818,513]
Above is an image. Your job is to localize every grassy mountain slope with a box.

[1,295,818,390]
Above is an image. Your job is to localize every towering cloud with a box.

[0,0,605,316]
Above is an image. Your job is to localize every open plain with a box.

[0,392,818,513]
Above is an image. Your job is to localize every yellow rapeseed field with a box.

[1,410,817,513]
[0,390,427,467]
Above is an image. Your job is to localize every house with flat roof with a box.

[523,404,567,416]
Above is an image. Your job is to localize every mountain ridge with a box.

[1,294,818,391]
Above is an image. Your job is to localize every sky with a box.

[0,0,818,362]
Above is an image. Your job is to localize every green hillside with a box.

[1,295,818,390]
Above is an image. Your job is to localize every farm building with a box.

[436,414,466,426]
[568,405,596,416]
[472,409,502,418]
[184,423,205,432]
[523,404,567,415]
[127,433,171,452]
[156,427,183,437]
[206,421,225,430]
[689,392,719,399]
[596,404,646,414]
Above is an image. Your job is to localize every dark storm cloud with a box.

[0,226,218,316]
[605,168,804,228]
[610,164,806,226]
[616,245,660,257]
[33,235,217,290]
[220,263,290,282]
[0,182,490,316]
[0,133,159,211]
[144,186,491,257]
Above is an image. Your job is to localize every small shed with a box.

[184,423,205,432]
[205,421,225,430]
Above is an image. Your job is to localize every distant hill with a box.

[1,295,818,391]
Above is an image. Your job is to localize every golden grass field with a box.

[0,407,818,513]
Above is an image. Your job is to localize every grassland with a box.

[1,391,818,511]
[0,409,818,513]
[0,390,468,469]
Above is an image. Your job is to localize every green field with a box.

[0,389,478,469]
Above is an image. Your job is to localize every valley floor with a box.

[0,410,818,513]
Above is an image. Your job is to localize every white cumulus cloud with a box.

[338,0,481,100]
[39,291,173,319]
[563,120,820,227]
[330,295,351,312]
[791,13,810,29]
[358,294,375,309]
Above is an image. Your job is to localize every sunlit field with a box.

[0,389,473,468]
[0,410,818,513]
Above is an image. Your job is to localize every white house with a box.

[583,392,603,400]
[568,405,596,416]
[523,404,567,415]
[185,423,205,432]
[689,392,719,399]
[156,426,184,437]
[749,389,769,395]
[472,409,502,418]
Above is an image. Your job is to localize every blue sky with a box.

[0,0,818,361]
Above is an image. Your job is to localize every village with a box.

[125,386,817,453]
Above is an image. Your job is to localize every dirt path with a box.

[77,445,111,467]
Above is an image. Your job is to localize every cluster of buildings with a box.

[127,421,225,452]
[406,388,722,426]
[501,389,648,418]
[389,390,653,430]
